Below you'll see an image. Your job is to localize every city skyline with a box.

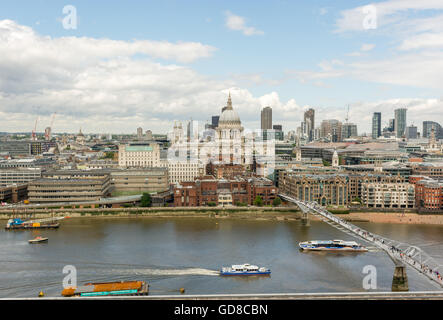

[1,1,443,135]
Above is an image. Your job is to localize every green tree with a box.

[140,193,152,207]
[352,197,362,204]
[101,151,115,159]
[272,197,282,207]
[254,196,263,207]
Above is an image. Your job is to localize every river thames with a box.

[1,217,443,298]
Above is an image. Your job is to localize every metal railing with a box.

[279,193,443,288]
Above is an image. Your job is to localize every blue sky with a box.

[0,0,443,134]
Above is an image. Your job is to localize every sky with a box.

[0,0,443,135]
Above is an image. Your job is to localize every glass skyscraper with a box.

[372,112,381,139]
[394,108,407,138]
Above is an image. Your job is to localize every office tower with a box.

[341,123,358,139]
[321,119,342,142]
[389,119,395,132]
[137,127,143,140]
[423,121,443,139]
[304,108,315,142]
[187,119,198,142]
[405,125,417,140]
[261,106,272,130]
[273,124,283,141]
[211,116,219,128]
[394,108,407,138]
[372,112,381,139]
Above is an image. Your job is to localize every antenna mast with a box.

[345,104,350,124]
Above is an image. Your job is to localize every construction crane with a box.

[31,117,39,141]
[345,104,350,124]
[45,112,57,140]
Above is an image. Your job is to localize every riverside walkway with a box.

[279,193,443,289]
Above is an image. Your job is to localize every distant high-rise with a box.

[394,108,407,138]
[145,130,153,140]
[211,116,219,128]
[423,121,443,139]
[341,123,358,139]
[321,119,342,142]
[304,108,315,142]
[372,112,381,139]
[187,120,198,142]
[273,124,284,141]
[405,125,417,140]
[261,106,272,130]
[389,119,395,132]
[137,127,143,139]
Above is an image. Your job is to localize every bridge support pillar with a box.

[392,266,408,292]
[301,212,310,226]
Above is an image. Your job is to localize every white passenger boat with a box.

[299,240,368,252]
[220,264,271,276]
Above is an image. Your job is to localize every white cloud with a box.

[399,33,443,50]
[335,0,443,33]
[289,50,443,91]
[0,20,308,134]
[0,19,216,65]
[224,11,264,36]
[343,98,443,133]
[360,43,376,51]
[1,19,442,137]
[319,8,328,16]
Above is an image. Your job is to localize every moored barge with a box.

[61,280,149,297]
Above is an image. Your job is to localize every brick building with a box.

[205,162,246,180]
[412,177,443,211]
[173,175,277,207]
[412,163,443,179]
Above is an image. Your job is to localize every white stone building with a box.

[118,143,161,167]
[160,159,204,184]
[361,182,415,209]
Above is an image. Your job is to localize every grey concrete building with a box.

[261,106,272,130]
[0,168,42,187]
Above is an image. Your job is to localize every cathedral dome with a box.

[219,109,241,124]
[218,92,242,127]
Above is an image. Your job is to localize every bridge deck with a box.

[279,194,443,288]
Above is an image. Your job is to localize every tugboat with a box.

[220,264,271,276]
[299,239,368,252]
[28,236,49,244]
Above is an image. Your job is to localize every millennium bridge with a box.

[279,193,443,291]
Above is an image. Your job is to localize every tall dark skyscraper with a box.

[211,116,219,128]
[372,112,381,139]
[261,106,272,130]
[389,119,395,132]
[304,108,315,142]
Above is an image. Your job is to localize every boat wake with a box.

[110,268,220,277]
